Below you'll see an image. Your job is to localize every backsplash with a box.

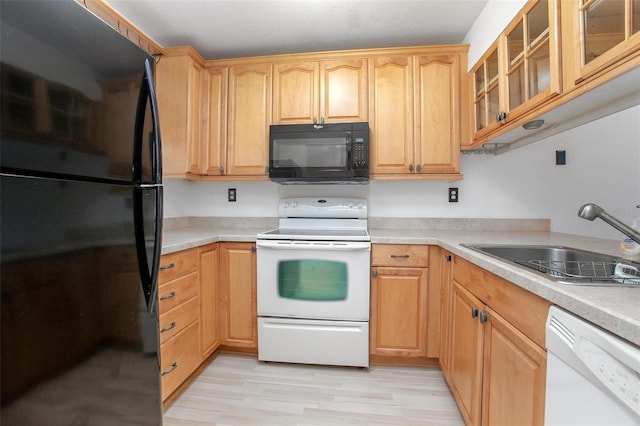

[163,105,639,241]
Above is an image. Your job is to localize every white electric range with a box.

[256,197,371,367]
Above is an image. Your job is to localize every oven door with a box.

[256,239,370,321]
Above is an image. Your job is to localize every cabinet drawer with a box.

[158,248,198,284]
[159,296,198,344]
[158,271,198,314]
[371,244,429,267]
[160,320,200,401]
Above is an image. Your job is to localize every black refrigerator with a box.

[1,1,163,424]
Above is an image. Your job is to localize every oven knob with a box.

[292,201,298,208]
[348,202,355,208]
[283,202,289,208]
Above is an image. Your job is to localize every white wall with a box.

[164,104,640,241]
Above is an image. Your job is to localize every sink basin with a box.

[461,244,640,287]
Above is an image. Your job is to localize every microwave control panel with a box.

[351,130,368,170]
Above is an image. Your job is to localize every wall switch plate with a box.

[228,188,237,202]
[556,150,566,165]
[449,187,459,203]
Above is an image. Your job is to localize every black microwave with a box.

[269,122,369,184]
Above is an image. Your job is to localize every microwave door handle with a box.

[346,136,353,171]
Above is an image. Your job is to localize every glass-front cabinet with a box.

[570,0,640,83]
[472,44,501,136]
[471,0,560,141]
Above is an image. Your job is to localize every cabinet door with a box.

[449,281,484,426]
[199,243,219,358]
[156,55,202,177]
[481,306,546,426]
[472,44,502,139]
[200,67,227,176]
[368,56,414,175]
[566,0,640,84]
[414,54,460,174]
[272,61,318,124]
[438,251,454,377]
[370,266,428,357]
[320,59,368,122]
[227,64,271,176]
[504,0,561,116]
[219,242,257,348]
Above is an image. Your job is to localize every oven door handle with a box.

[256,240,370,251]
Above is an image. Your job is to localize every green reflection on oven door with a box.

[278,259,348,301]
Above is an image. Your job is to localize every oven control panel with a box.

[278,197,367,219]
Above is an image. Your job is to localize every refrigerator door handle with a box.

[133,59,163,313]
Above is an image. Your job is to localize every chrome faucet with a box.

[578,203,640,244]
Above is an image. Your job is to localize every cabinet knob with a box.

[408,164,414,172]
[446,255,452,262]
[372,269,377,278]
[471,307,479,318]
[416,164,422,172]
[219,166,225,174]
[251,245,257,253]
[479,311,488,324]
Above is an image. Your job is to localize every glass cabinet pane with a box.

[509,65,525,110]
[488,85,500,122]
[508,21,525,66]
[529,42,551,98]
[476,97,486,130]
[583,0,625,65]
[528,0,549,46]
[475,64,485,98]
[487,50,499,83]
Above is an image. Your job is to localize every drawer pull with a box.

[390,254,410,259]
[160,262,175,271]
[160,291,176,301]
[160,321,177,333]
[161,362,178,376]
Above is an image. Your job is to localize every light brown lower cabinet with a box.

[219,242,257,349]
[370,244,441,361]
[199,243,220,358]
[157,248,200,401]
[447,256,550,426]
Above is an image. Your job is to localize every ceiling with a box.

[102,0,489,60]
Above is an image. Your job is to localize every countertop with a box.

[162,223,639,347]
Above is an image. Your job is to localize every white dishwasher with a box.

[545,306,640,425]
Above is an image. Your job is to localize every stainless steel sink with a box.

[461,244,640,287]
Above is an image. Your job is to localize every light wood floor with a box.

[164,353,464,425]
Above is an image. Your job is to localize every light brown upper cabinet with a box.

[369,48,467,179]
[155,47,204,178]
[192,66,227,176]
[272,59,368,124]
[226,63,272,177]
[471,0,561,141]
[562,0,640,87]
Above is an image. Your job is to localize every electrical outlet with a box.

[556,150,566,165]
[228,188,237,202]
[448,187,459,203]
